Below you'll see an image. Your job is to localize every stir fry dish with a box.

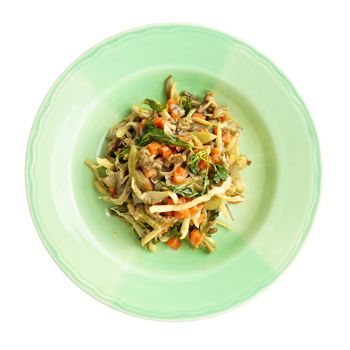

[86,76,250,252]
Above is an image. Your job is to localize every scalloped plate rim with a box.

[25,23,321,321]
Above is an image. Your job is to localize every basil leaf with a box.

[212,164,228,184]
[188,149,209,175]
[188,155,200,175]
[137,121,192,149]
[202,176,210,194]
[170,225,181,237]
[179,96,192,113]
[143,99,167,112]
[114,147,130,162]
[166,184,199,198]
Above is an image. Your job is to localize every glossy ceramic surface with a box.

[26,24,321,320]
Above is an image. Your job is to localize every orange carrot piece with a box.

[210,148,221,164]
[189,205,203,216]
[189,229,203,247]
[222,130,232,145]
[159,145,172,158]
[153,117,165,129]
[147,142,161,155]
[173,166,186,184]
[166,237,182,250]
[198,159,209,170]
[210,148,220,156]
[167,98,178,106]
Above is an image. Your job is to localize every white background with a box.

[1,1,349,349]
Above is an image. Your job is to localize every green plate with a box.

[26,24,321,320]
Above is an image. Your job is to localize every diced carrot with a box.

[213,126,218,135]
[210,148,220,157]
[143,183,153,191]
[166,237,182,250]
[189,205,203,216]
[222,130,232,145]
[109,186,117,197]
[167,198,175,205]
[198,159,209,170]
[174,209,191,218]
[189,229,203,247]
[143,168,157,178]
[173,166,186,184]
[159,145,172,158]
[147,142,161,155]
[210,148,221,164]
[193,112,206,120]
[167,99,178,107]
[153,117,165,129]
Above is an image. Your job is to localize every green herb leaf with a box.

[165,184,199,198]
[114,147,130,162]
[202,176,210,194]
[188,149,209,175]
[212,164,228,184]
[169,225,181,237]
[143,99,167,112]
[187,150,211,193]
[143,120,157,133]
[137,121,192,149]
[188,156,200,175]
[179,96,192,113]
